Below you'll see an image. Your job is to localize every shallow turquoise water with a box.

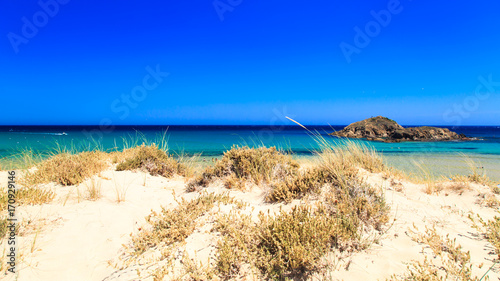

[0,125,499,180]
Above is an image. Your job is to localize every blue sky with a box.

[1,0,499,125]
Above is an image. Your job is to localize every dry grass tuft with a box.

[187,146,299,191]
[492,185,500,195]
[132,192,236,255]
[116,144,187,178]
[312,138,385,177]
[411,161,443,195]
[445,181,470,193]
[451,156,494,188]
[470,214,500,260]
[382,166,409,182]
[0,217,8,238]
[177,253,217,280]
[22,151,108,186]
[476,193,500,208]
[0,187,55,212]
[84,177,102,201]
[325,178,389,233]
[389,225,480,280]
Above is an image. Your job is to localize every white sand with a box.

[1,168,499,280]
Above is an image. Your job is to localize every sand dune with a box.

[1,167,499,280]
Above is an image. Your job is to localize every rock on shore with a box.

[330,116,469,142]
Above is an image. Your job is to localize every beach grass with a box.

[450,154,495,188]
[2,129,500,279]
[21,150,109,187]
[389,225,480,281]
[115,144,187,178]
[186,146,300,191]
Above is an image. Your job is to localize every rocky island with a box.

[330,116,469,142]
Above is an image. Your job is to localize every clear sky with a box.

[1,0,499,125]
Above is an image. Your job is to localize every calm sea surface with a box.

[1,125,499,180]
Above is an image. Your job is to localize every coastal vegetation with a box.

[389,225,482,281]
[186,146,300,191]
[115,144,188,178]
[0,133,499,280]
[21,150,108,186]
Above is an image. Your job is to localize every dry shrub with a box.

[214,212,258,279]
[389,178,404,192]
[477,193,500,208]
[22,151,108,186]
[215,198,388,280]
[116,144,187,178]
[187,146,299,191]
[132,192,235,254]
[389,226,480,281]
[178,253,217,281]
[214,205,340,279]
[256,205,340,279]
[223,174,246,190]
[424,183,443,195]
[267,140,382,203]
[446,181,470,194]
[471,214,500,260]
[14,187,55,207]
[267,142,390,234]
[451,174,492,188]
[267,168,327,202]
[110,147,138,164]
[326,178,389,232]
[428,180,470,196]
[492,185,500,195]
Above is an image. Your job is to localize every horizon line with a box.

[0,124,499,127]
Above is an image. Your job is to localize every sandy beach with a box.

[1,144,499,281]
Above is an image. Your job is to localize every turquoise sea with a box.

[1,125,499,181]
